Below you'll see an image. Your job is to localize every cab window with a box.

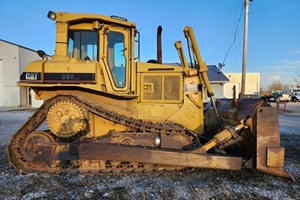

[107,31,126,88]
[68,30,98,61]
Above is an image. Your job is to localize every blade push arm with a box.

[183,26,222,129]
[174,41,189,70]
[183,26,214,97]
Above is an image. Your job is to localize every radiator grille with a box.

[142,75,181,101]
[143,76,162,100]
[164,76,180,100]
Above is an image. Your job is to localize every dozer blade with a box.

[79,143,242,171]
[255,107,290,178]
[217,98,290,178]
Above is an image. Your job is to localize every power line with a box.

[250,0,300,13]
[222,2,244,67]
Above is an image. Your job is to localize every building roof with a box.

[164,63,229,83]
[0,39,38,53]
[207,65,229,83]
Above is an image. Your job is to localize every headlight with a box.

[47,11,56,20]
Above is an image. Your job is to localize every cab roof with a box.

[52,11,136,28]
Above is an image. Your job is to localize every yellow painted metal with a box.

[140,73,183,103]
[169,93,204,134]
[46,101,86,138]
[134,61,204,133]
[18,61,102,91]
[33,90,138,117]
[88,112,130,138]
[20,12,135,95]
[105,26,130,92]
[200,129,232,152]
[183,26,214,97]
[69,23,95,30]
[200,120,247,152]
[53,22,69,59]
[136,62,184,73]
[174,41,189,71]
[184,26,222,129]
[174,40,202,83]
[54,12,136,28]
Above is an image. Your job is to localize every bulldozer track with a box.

[7,94,200,174]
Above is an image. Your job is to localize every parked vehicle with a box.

[291,92,300,102]
[271,89,291,102]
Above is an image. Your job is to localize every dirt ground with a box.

[0,103,299,199]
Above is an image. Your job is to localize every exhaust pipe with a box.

[157,25,162,64]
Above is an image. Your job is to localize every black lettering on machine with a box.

[62,73,75,80]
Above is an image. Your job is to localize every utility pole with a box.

[241,0,251,97]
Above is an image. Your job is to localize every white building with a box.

[224,73,260,98]
[0,39,43,107]
[206,65,229,99]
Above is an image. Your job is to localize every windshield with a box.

[68,30,98,61]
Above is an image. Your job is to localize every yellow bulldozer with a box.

[7,11,289,178]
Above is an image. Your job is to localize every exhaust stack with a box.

[157,26,162,64]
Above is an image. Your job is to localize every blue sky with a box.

[1,0,299,89]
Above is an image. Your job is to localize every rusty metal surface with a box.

[98,131,157,148]
[255,107,290,178]
[205,98,290,178]
[79,143,242,170]
[157,26,162,64]
[217,98,268,122]
[20,131,55,163]
[267,147,285,167]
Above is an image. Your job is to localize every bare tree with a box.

[294,75,300,86]
[265,81,289,95]
[270,81,285,90]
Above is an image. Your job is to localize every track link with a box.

[7,94,200,174]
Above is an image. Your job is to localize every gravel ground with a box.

[0,104,299,199]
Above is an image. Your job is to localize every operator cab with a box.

[68,25,130,91]
[67,29,126,88]
[46,11,136,93]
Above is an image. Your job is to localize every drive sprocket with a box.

[46,100,87,138]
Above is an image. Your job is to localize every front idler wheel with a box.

[20,131,55,164]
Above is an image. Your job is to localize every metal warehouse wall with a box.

[0,40,42,107]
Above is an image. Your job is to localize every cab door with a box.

[102,26,130,92]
